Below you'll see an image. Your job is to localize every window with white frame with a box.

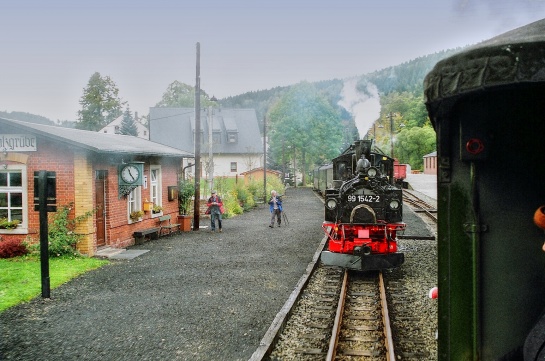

[230,162,237,172]
[0,166,28,231]
[150,166,162,215]
[128,186,142,222]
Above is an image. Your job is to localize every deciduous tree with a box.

[77,72,124,131]
[155,80,216,108]
[268,82,343,184]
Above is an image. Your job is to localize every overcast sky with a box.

[1,0,544,122]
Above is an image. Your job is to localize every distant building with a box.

[0,117,192,255]
[100,113,149,139]
[149,107,263,180]
[423,151,437,175]
[239,167,282,185]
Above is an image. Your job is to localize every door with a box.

[95,170,107,247]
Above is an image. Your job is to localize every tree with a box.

[119,108,139,136]
[395,124,436,170]
[77,72,124,131]
[155,80,216,108]
[267,82,343,184]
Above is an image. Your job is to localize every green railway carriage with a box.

[424,19,545,361]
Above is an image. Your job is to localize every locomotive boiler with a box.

[320,139,406,271]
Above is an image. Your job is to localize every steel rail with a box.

[326,270,348,361]
[379,271,395,361]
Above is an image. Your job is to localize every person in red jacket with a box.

[207,190,223,232]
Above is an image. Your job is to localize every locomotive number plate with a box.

[346,195,381,203]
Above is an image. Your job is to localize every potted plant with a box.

[152,204,163,214]
[129,210,144,222]
[178,179,195,231]
[0,218,20,229]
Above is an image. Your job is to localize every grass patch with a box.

[0,255,109,312]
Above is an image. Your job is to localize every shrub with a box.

[0,239,29,258]
[234,184,255,210]
[27,203,95,257]
[223,191,243,217]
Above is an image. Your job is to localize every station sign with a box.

[0,134,37,151]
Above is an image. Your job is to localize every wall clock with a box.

[120,164,140,184]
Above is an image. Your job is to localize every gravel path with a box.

[0,187,325,361]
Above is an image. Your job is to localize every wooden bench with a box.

[133,227,160,245]
[158,215,181,236]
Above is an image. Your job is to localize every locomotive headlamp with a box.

[389,199,400,210]
[367,167,378,178]
[326,198,338,210]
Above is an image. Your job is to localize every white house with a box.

[100,113,150,140]
[148,107,263,180]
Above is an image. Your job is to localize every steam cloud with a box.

[338,78,381,139]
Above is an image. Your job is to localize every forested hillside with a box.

[3,47,463,171]
[0,111,54,125]
[222,47,462,171]
[222,47,461,122]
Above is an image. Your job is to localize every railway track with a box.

[251,189,438,361]
[403,189,437,223]
[329,271,393,360]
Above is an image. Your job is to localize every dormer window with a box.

[227,131,238,143]
[213,132,222,144]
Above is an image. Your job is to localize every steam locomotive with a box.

[317,139,406,271]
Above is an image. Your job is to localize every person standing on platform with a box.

[207,190,223,232]
[268,190,283,228]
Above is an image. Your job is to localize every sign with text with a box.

[0,134,37,151]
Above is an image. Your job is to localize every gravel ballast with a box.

[0,187,325,361]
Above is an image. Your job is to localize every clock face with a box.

[121,165,140,184]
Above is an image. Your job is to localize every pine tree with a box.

[119,108,139,136]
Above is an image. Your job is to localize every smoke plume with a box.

[338,77,381,139]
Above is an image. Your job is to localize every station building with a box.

[0,117,193,256]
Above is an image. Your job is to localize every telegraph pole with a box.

[193,42,201,230]
[263,115,267,203]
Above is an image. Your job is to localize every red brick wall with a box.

[1,133,183,254]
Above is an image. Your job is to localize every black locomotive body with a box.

[320,139,405,271]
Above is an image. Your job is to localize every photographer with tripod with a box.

[268,190,283,228]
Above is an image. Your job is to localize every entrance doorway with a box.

[95,170,107,247]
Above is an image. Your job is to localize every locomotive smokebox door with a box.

[425,18,545,361]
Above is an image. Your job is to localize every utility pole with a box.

[208,105,213,193]
[263,115,267,203]
[193,42,201,230]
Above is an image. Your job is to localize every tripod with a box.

[282,211,289,226]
